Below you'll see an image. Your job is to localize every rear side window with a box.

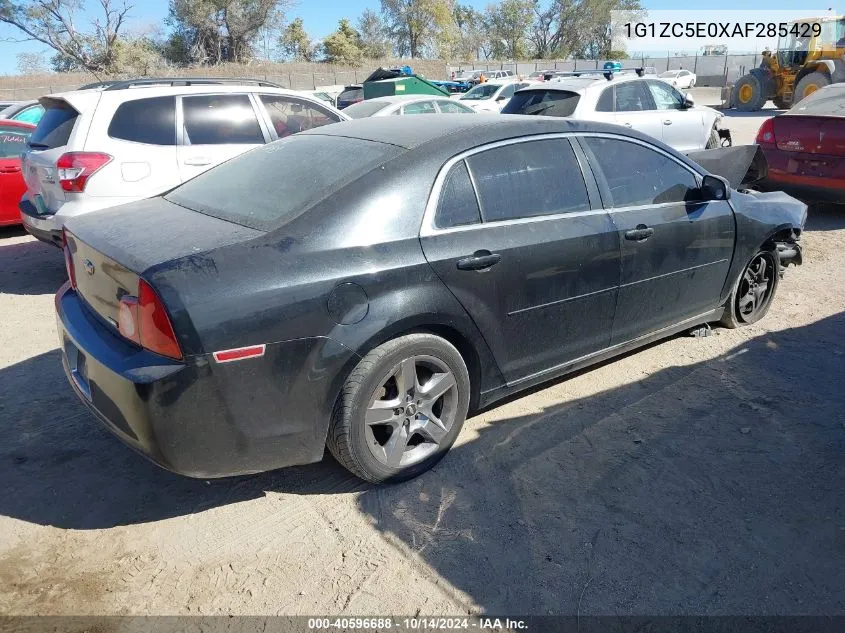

[29,100,77,149]
[339,88,363,104]
[12,105,44,125]
[582,137,698,207]
[0,125,32,157]
[467,139,590,222]
[502,90,580,117]
[108,97,176,145]
[596,87,614,112]
[165,135,401,230]
[182,94,263,145]
[435,161,481,228]
[402,101,437,115]
[614,82,652,112]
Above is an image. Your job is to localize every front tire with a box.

[733,74,766,111]
[720,249,780,328]
[327,334,470,483]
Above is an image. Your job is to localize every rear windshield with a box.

[343,100,389,118]
[29,100,78,149]
[789,87,845,116]
[339,88,363,103]
[165,135,401,231]
[0,125,32,157]
[501,90,581,117]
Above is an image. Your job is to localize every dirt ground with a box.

[1,159,844,615]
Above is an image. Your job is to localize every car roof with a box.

[48,84,329,101]
[521,73,654,94]
[300,113,696,160]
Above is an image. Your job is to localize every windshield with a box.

[460,84,499,100]
[342,100,390,118]
[166,135,402,230]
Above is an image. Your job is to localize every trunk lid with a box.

[773,115,845,156]
[64,196,263,327]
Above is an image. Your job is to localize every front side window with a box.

[498,84,517,100]
[182,94,263,145]
[647,81,684,110]
[435,160,481,228]
[582,136,699,207]
[108,97,176,145]
[614,82,652,112]
[467,139,590,222]
[259,94,340,137]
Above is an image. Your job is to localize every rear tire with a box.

[733,74,766,111]
[720,248,780,329]
[793,72,831,105]
[326,334,470,484]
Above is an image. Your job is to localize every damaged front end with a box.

[686,145,806,287]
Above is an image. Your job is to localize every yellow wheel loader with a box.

[733,16,845,111]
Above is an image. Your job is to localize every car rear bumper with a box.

[758,147,845,203]
[20,199,62,247]
[56,283,358,478]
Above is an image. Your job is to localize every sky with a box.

[0,0,838,75]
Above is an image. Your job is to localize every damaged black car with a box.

[55,116,806,484]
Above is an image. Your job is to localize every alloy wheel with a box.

[364,355,459,468]
[737,252,776,322]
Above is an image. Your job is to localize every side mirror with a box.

[683,93,695,108]
[701,174,730,201]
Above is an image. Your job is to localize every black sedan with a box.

[57,115,806,483]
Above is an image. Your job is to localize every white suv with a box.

[502,72,727,152]
[20,78,348,247]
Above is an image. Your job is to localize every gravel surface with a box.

[1,203,843,615]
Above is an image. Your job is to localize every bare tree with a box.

[15,50,48,73]
[0,0,133,76]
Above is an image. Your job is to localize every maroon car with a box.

[755,83,845,202]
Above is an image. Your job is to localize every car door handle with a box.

[0,165,21,173]
[184,157,212,166]
[456,251,502,271]
[625,225,654,241]
[663,119,673,125]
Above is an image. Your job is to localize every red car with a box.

[0,120,35,226]
[755,83,844,203]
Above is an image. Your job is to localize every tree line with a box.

[1,0,640,76]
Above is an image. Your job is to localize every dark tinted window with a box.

[29,100,77,149]
[108,97,176,145]
[338,87,363,105]
[467,139,590,222]
[182,94,263,145]
[502,90,581,117]
[596,87,614,112]
[435,161,481,228]
[614,82,651,112]
[582,137,698,207]
[166,135,400,230]
[0,125,32,157]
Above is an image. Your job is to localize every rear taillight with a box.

[117,280,182,360]
[56,152,112,192]
[62,228,76,289]
[756,118,776,145]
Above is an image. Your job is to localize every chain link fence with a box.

[0,55,763,101]
[450,53,763,87]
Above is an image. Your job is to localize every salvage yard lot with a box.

[2,124,845,615]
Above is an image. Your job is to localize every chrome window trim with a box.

[422,131,705,237]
